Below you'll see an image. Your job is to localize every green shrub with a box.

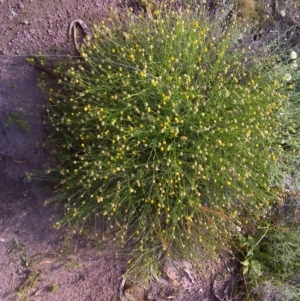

[236,201,300,300]
[276,50,300,177]
[39,4,286,272]
[237,222,300,282]
[260,226,300,278]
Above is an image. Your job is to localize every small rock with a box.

[22,175,31,184]
[17,2,24,9]
[0,238,6,243]
[22,20,29,25]
[29,29,35,34]
[10,10,18,17]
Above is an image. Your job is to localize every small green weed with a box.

[47,283,58,293]
[10,238,41,300]
[238,228,268,282]
[12,238,31,267]
[5,111,30,132]
[65,258,81,271]
[17,269,40,301]
[236,191,300,300]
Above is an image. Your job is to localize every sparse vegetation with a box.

[5,111,31,132]
[235,193,300,300]
[10,238,40,301]
[48,283,58,293]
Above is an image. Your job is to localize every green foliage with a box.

[236,192,300,300]
[37,4,289,274]
[238,223,300,282]
[48,283,58,293]
[260,226,300,277]
[233,42,300,298]
[5,111,31,132]
[275,51,300,177]
[238,230,267,281]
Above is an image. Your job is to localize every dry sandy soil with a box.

[0,1,299,301]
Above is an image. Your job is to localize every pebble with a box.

[10,10,18,17]
[0,238,6,243]
[22,176,31,184]
[17,2,24,9]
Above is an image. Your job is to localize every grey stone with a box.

[17,2,24,9]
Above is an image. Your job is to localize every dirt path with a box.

[0,56,126,300]
[0,1,134,300]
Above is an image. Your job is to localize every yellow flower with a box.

[185,216,192,221]
[139,71,146,78]
[151,80,157,87]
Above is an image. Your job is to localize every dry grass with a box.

[237,0,256,19]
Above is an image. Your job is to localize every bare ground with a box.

[0,0,299,300]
